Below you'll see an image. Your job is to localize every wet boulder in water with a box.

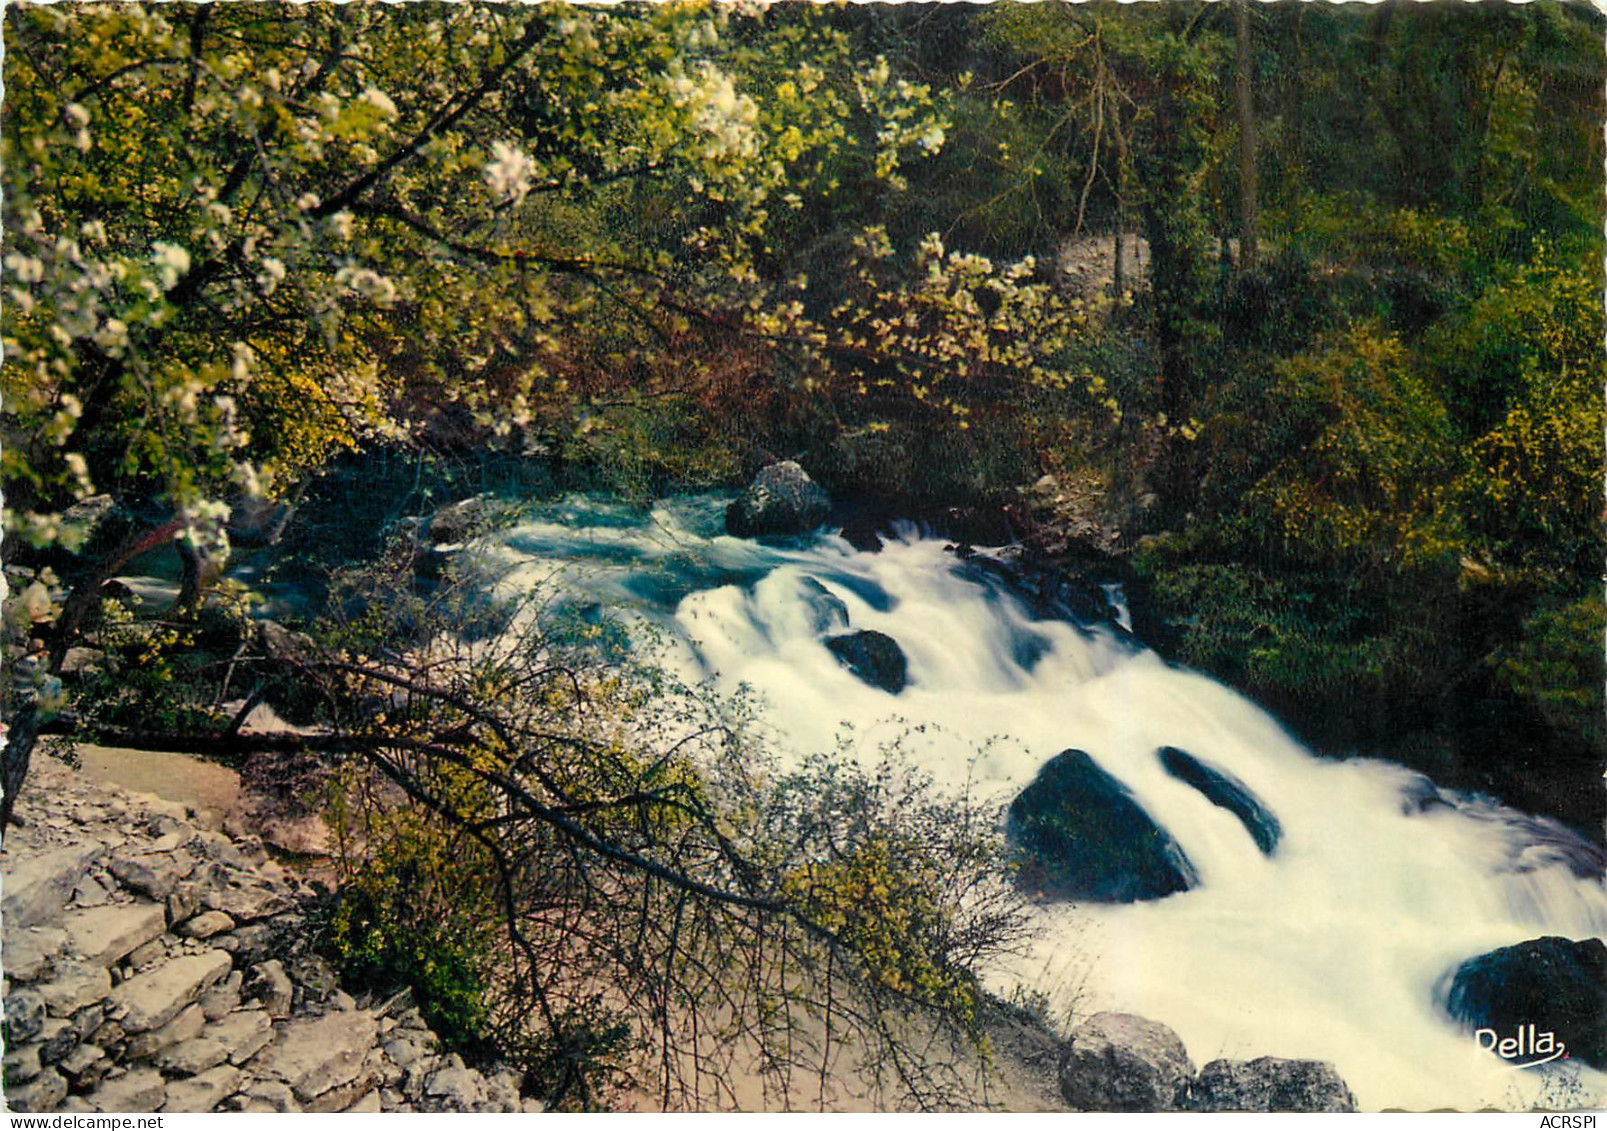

[838,515,884,553]
[1059,1012,1194,1112]
[726,461,831,538]
[1442,936,1607,1070]
[1191,1057,1358,1112]
[825,630,907,693]
[1400,776,1454,815]
[426,494,513,545]
[1158,746,1281,856]
[1008,750,1197,903]
[799,578,849,634]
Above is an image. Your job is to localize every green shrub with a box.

[1491,592,1606,751]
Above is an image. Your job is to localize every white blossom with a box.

[334,264,399,307]
[257,257,286,295]
[178,498,233,557]
[18,581,53,622]
[360,87,398,118]
[151,241,192,290]
[92,318,129,355]
[484,140,535,204]
[4,253,44,284]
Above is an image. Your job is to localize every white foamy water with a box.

[485,494,1607,1111]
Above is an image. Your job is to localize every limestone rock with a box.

[1060,1012,1195,1112]
[1192,1057,1358,1112]
[63,903,166,967]
[6,988,47,1041]
[8,1067,68,1112]
[204,1009,274,1065]
[58,1042,105,1076]
[36,960,112,1018]
[88,1067,167,1113]
[126,1003,205,1060]
[198,971,243,1021]
[72,875,111,909]
[251,1009,379,1102]
[344,1090,383,1113]
[166,884,204,928]
[89,1019,125,1052]
[5,1042,43,1083]
[37,1017,79,1065]
[177,911,235,939]
[127,938,166,970]
[239,1079,301,1113]
[425,1061,484,1109]
[383,1035,429,1068]
[161,1064,241,1113]
[208,882,292,924]
[4,845,101,928]
[5,926,68,982]
[156,1036,229,1076]
[246,959,293,1018]
[110,950,232,1033]
[71,1003,105,1041]
[107,852,194,902]
[285,953,339,1000]
[306,1063,382,1114]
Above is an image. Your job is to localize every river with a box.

[465,491,1601,1110]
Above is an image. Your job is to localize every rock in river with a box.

[1158,746,1281,855]
[725,461,831,538]
[1060,1012,1194,1111]
[1008,749,1196,903]
[1191,1057,1357,1112]
[1442,935,1607,1070]
[825,630,907,694]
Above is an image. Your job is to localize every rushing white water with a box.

[485,493,1607,1111]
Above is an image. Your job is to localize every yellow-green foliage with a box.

[783,834,975,1018]
[1247,322,1452,565]
[324,765,500,1049]
[1435,253,1605,578]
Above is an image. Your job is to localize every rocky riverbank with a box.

[4,745,1381,1114]
[1,754,538,1114]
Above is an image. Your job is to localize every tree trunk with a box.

[1234,0,1259,272]
[5,519,182,841]
[1,703,42,837]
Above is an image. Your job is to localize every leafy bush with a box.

[1491,593,1606,752]
[301,569,1033,1110]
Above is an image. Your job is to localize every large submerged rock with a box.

[1059,1012,1194,1112]
[825,630,908,694]
[799,577,850,635]
[1442,936,1607,1070]
[1191,1057,1357,1112]
[1158,746,1281,856]
[1007,749,1196,903]
[725,461,831,538]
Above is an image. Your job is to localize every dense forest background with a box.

[3,1,1604,1106]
